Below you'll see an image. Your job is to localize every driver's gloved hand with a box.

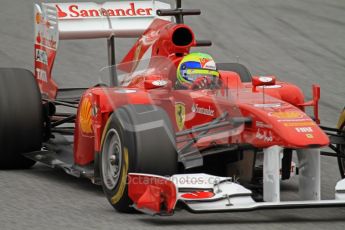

[191,77,212,90]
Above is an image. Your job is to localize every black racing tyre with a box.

[100,104,177,213]
[0,68,43,169]
[217,63,252,82]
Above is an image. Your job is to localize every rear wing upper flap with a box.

[35,1,171,40]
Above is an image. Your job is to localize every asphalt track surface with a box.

[1,0,345,229]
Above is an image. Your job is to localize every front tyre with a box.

[100,105,177,212]
[101,118,129,211]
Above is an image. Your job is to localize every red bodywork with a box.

[35,18,329,166]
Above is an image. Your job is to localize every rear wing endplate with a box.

[34,1,171,99]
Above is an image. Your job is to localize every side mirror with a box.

[252,76,276,92]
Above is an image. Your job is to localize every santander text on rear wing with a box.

[36,1,171,40]
[34,1,171,98]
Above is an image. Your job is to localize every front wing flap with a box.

[128,146,345,215]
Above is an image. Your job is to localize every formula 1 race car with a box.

[0,0,345,215]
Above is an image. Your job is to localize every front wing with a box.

[128,146,345,215]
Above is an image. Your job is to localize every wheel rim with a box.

[102,128,122,190]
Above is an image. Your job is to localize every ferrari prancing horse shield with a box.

[175,102,186,131]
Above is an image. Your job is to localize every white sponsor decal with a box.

[152,80,168,87]
[258,85,282,89]
[114,89,136,94]
[35,7,58,50]
[254,103,281,108]
[36,68,47,82]
[35,49,48,65]
[192,104,215,116]
[256,129,273,142]
[295,127,313,133]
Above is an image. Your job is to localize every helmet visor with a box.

[185,69,219,81]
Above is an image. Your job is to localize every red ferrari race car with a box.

[0,0,345,215]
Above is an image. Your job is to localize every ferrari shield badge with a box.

[175,102,186,131]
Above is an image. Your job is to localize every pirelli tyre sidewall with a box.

[100,110,130,212]
[100,104,177,212]
[0,68,42,169]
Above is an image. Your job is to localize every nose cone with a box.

[275,121,329,148]
[241,104,329,148]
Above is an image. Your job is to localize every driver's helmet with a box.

[176,53,220,89]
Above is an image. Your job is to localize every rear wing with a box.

[35,1,171,40]
[34,1,171,98]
